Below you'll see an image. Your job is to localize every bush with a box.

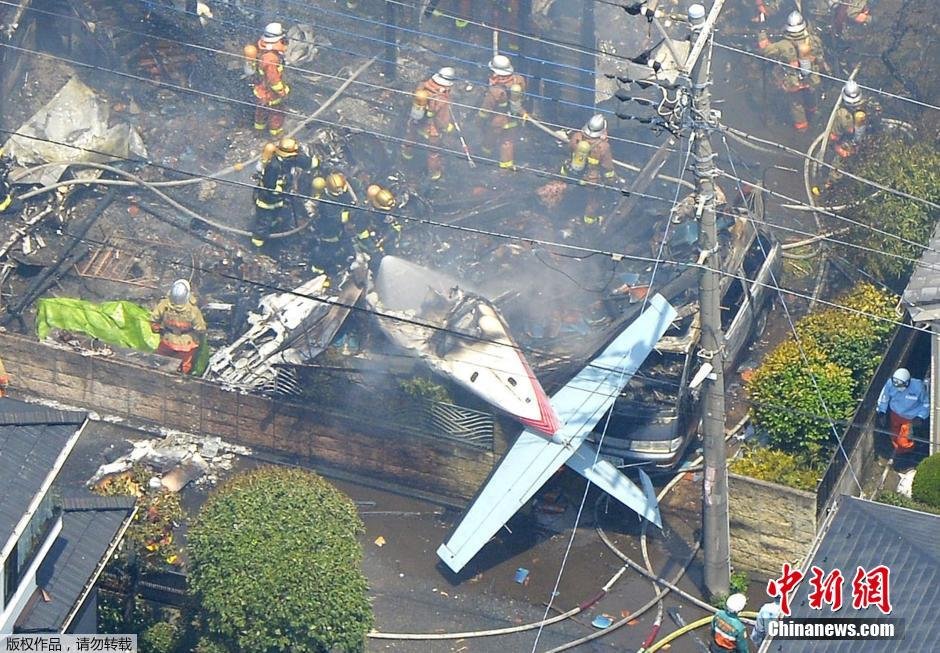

[188,466,373,653]
[836,137,940,289]
[875,490,940,515]
[796,284,898,393]
[194,637,229,653]
[730,447,820,492]
[912,453,940,508]
[747,340,856,463]
[140,621,179,653]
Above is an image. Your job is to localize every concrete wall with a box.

[0,333,495,504]
[729,473,817,579]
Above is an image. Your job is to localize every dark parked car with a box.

[593,229,782,468]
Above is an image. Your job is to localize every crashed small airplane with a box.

[204,256,367,393]
[367,256,560,435]
[437,294,677,573]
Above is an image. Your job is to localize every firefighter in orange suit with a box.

[479,54,527,171]
[246,22,290,136]
[402,67,456,181]
[561,114,617,227]
[757,11,828,132]
[150,279,207,374]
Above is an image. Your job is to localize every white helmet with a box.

[842,80,862,107]
[583,114,607,138]
[726,593,747,614]
[262,22,285,43]
[892,368,911,387]
[432,66,456,87]
[169,279,191,306]
[489,54,514,76]
[785,11,806,36]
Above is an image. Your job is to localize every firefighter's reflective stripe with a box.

[255,198,284,209]
[712,614,740,650]
[341,210,351,223]
[0,195,11,211]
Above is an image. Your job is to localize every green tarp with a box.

[36,298,160,351]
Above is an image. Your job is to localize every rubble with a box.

[89,431,251,490]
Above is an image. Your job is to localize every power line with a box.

[721,131,864,495]
[17,0,672,157]
[712,40,940,112]
[3,18,936,269]
[5,117,938,345]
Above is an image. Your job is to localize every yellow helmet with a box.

[312,176,327,193]
[275,137,298,157]
[243,44,258,60]
[372,188,395,211]
[325,172,347,196]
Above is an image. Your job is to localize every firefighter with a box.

[812,80,878,195]
[0,148,20,215]
[758,11,829,132]
[709,593,749,653]
[252,137,318,248]
[561,114,617,227]
[479,54,527,171]
[354,184,400,258]
[247,22,290,136]
[402,67,457,181]
[829,0,871,40]
[150,279,206,375]
[311,172,356,277]
[877,368,928,454]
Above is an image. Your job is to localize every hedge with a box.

[912,453,940,509]
[730,447,820,492]
[188,467,373,652]
[748,339,856,463]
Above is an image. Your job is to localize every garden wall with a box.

[729,473,817,579]
[0,332,496,505]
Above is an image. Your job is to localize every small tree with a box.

[836,137,940,289]
[748,340,856,463]
[188,467,373,652]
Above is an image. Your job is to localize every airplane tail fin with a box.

[566,441,662,528]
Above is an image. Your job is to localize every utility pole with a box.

[688,2,730,598]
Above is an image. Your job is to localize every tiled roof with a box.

[15,497,136,633]
[0,398,86,551]
[769,496,940,652]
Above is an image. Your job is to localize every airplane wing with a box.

[437,295,676,573]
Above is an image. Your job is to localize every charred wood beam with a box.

[1,187,117,327]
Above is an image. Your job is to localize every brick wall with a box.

[729,473,816,578]
[0,333,495,502]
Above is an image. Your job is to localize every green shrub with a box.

[730,571,750,595]
[399,376,452,403]
[730,447,820,491]
[194,637,229,653]
[874,491,940,516]
[139,621,179,653]
[838,283,899,343]
[747,340,856,463]
[912,453,940,508]
[188,466,373,653]
[836,137,940,289]
[795,284,898,393]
